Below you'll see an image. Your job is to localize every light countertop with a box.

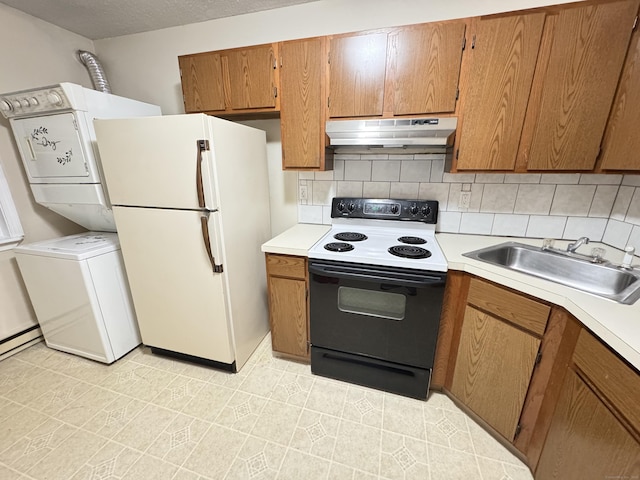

[436,233,640,372]
[262,224,640,371]
[261,223,330,256]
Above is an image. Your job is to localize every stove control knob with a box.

[337,201,346,212]
[47,92,63,106]
[29,97,39,107]
[12,100,22,110]
[422,205,432,216]
[410,204,419,215]
[20,98,30,108]
[390,204,399,214]
[347,202,356,212]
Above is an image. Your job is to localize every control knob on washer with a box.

[0,100,12,113]
[410,204,419,215]
[47,92,63,106]
[347,202,356,212]
[337,201,346,212]
[421,205,432,216]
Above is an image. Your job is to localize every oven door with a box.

[308,259,446,369]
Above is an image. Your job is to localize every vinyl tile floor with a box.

[0,335,533,480]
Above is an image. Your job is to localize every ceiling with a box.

[0,0,320,40]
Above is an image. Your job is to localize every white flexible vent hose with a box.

[77,50,111,94]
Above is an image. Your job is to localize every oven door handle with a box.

[308,262,446,287]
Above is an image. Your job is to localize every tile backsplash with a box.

[297,153,640,252]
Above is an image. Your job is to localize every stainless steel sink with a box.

[463,242,640,305]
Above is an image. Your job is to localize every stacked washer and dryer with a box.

[1,83,161,363]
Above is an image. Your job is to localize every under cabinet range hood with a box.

[326,117,457,149]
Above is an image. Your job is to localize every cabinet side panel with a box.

[280,38,324,169]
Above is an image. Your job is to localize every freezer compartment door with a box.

[94,114,217,210]
[10,113,97,182]
[113,206,234,363]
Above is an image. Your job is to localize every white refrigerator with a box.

[93,114,271,371]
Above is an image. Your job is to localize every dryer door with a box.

[10,113,96,183]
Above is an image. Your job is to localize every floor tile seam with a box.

[329,442,382,479]
[235,432,289,478]
[473,451,530,469]
[378,394,386,479]
[338,416,384,475]
[0,405,80,458]
[328,460,379,480]
[1,369,96,403]
[0,457,40,479]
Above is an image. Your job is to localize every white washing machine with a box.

[14,232,141,363]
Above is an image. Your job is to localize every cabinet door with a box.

[224,44,277,110]
[524,0,639,170]
[268,276,308,359]
[266,254,309,360]
[179,52,225,113]
[536,370,640,478]
[456,13,545,170]
[328,33,388,118]
[389,22,466,115]
[600,24,640,171]
[280,38,327,169]
[450,306,541,441]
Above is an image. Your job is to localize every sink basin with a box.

[463,242,640,305]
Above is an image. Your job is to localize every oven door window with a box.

[337,286,406,320]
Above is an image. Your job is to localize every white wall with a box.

[0,4,95,339]
[94,0,580,235]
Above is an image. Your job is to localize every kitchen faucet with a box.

[567,237,589,253]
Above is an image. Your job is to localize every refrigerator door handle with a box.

[200,214,223,273]
[196,139,210,209]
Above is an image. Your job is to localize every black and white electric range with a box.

[307,197,447,399]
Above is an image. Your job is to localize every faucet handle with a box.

[590,247,606,262]
[622,245,636,269]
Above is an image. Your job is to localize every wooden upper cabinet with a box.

[456,13,545,170]
[179,52,226,113]
[224,44,278,110]
[388,22,466,115]
[328,33,388,118]
[280,37,332,170]
[599,22,640,171]
[523,0,640,171]
[178,43,279,115]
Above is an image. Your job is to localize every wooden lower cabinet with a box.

[447,277,550,442]
[536,369,640,478]
[536,329,640,478]
[265,253,309,361]
[436,272,640,477]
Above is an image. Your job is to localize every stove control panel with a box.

[331,198,438,224]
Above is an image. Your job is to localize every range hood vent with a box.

[326,117,457,148]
